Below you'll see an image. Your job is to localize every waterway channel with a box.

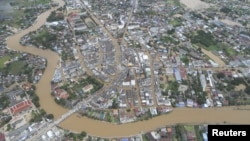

[5,0,250,137]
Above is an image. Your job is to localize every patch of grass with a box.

[142,134,150,141]
[0,56,11,69]
[8,61,26,75]
[184,125,195,132]
[194,125,203,141]
[170,18,183,27]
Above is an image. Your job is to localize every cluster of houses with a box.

[143,124,209,141]
[79,103,173,124]
[0,44,46,87]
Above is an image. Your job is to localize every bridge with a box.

[26,102,83,141]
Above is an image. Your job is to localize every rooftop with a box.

[9,99,32,115]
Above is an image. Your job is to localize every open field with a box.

[220,19,242,27]
[0,56,11,69]
[180,0,212,10]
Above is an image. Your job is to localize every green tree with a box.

[46,114,54,120]
[217,72,225,79]
[245,86,250,95]
[39,109,47,116]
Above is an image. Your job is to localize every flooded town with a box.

[0,0,250,140]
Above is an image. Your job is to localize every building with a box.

[186,99,194,107]
[54,89,69,100]
[173,68,182,83]
[82,84,93,93]
[0,133,5,141]
[200,74,206,91]
[202,133,208,141]
[9,100,32,116]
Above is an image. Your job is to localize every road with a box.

[26,102,82,141]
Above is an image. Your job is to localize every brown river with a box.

[5,0,250,138]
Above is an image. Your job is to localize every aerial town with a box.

[0,0,250,140]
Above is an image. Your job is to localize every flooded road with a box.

[5,0,250,137]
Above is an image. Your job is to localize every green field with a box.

[0,56,11,69]
[8,61,26,75]
[184,125,195,133]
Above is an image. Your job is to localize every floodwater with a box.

[5,0,250,138]
[60,107,250,137]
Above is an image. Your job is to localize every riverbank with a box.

[5,0,250,138]
[59,106,250,137]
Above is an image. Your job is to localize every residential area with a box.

[0,0,250,140]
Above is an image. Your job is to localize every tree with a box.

[7,124,12,131]
[31,85,36,90]
[217,72,225,79]
[110,99,118,109]
[46,114,54,120]
[79,131,87,138]
[231,78,244,86]
[39,109,47,116]
[245,86,250,95]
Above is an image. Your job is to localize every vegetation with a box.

[65,131,87,140]
[0,60,27,76]
[231,78,246,86]
[220,7,232,14]
[142,134,150,141]
[181,56,189,65]
[29,110,43,123]
[217,72,225,79]
[54,76,103,108]
[161,35,179,45]
[170,18,183,27]
[31,28,57,49]
[167,81,179,93]
[110,98,119,109]
[46,114,54,120]
[175,125,185,141]
[27,87,41,108]
[47,11,64,22]
[191,30,215,47]
[194,125,204,141]
[245,86,250,95]
[29,109,54,123]
[0,95,10,109]
[0,56,11,69]
[0,115,12,127]
[4,0,52,28]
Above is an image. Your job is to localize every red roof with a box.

[10,100,32,115]
[54,89,69,99]
[0,133,5,141]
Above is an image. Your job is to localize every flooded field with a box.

[5,0,250,138]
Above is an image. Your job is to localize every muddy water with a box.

[60,107,250,137]
[5,0,68,119]
[5,0,250,138]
